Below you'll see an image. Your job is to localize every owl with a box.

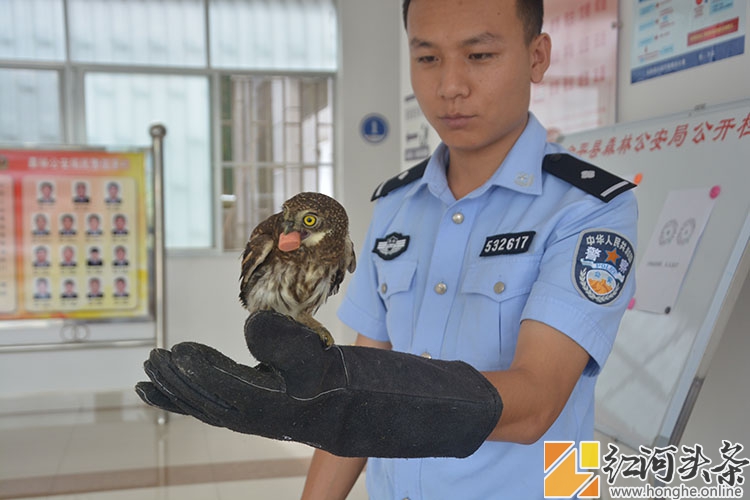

[239,192,356,346]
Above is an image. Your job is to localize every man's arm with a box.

[483,319,590,444]
[301,333,393,500]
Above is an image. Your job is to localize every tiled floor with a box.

[0,403,368,500]
[0,396,645,500]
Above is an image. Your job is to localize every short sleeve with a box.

[337,217,390,342]
[521,190,638,376]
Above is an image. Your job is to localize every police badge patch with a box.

[573,230,634,305]
[373,232,410,260]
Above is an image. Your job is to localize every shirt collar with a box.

[406,113,548,202]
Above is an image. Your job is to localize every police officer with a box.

[137,1,637,497]
[302,0,636,498]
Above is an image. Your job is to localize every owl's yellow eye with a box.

[303,214,318,227]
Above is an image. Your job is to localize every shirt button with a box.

[434,282,447,295]
[494,281,506,294]
[421,352,432,359]
[451,212,464,224]
[380,283,388,294]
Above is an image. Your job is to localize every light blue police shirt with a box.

[337,113,638,500]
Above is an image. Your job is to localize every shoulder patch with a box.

[542,153,636,203]
[371,158,429,201]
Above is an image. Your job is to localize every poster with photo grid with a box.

[0,148,151,321]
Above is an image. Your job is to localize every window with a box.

[85,73,211,248]
[0,69,61,143]
[220,75,334,250]
[0,0,338,250]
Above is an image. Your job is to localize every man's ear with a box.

[529,33,552,84]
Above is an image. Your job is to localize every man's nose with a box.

[438,58,470,100]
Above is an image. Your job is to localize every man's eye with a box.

[416,55,436,63]
[469,53,494,61]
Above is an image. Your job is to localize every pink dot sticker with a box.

[710,186,721,199]
[628,298,636,310]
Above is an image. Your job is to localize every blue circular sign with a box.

[360,114,389,144]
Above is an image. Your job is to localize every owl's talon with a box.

[314,327,334,348]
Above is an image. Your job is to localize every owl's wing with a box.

[239,213,279,307]
[328,237,357,298]
[346,238,357,274]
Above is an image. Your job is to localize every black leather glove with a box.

[136,311,502,459]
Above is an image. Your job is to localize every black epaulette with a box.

[542,153,636,203]
[371,158,430,201]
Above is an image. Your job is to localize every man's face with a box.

[90,250,100,260]
[116,248,126,260]
[115,217,126,230]
[407,0,549,159]
[36,248,47,262]
[35,216,46,230]
[62,216,73,229]
[89,217,100,230]
[37,280,48,293]
[41,185,52,197]
[109,184,119,198]
[90,280,100,293]
[76,183,86,196]
[63,247,74,262]
[116,280,126,292]
[65,282,74,292]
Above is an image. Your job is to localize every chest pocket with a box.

[374,259,418,352]
[454,255,541,370]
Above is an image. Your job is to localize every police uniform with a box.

[337,114,637,499]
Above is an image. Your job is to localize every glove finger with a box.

[244,311,325,369]
[143,351,227,427]
[170,342,286,397]
[134,381,188,415]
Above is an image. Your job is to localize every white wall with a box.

[614,3,750,453]
[0,0,403,410]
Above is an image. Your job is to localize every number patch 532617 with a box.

[480,231,536,257]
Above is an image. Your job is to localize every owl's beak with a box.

[281,220,296,235]
[278,231,302,252]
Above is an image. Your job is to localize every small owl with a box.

[239,192,356,346]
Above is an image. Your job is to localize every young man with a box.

[136,1,636,497]
[302,0,637,498]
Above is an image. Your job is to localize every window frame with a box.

[0,0,338,253]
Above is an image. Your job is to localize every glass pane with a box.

[285,125,300,163]
[210,0,337,71]
[302,167,317,192]
[219,74,334,250]
[317,124,333,164]
[0,0,65,61]
[0,69,61,143]
[302,117,317,164]
[85,73,211,249]
[317,165,333,197]
[68,0,206,67]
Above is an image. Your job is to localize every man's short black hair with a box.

[402,0,543,44]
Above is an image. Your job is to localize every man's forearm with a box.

[302,450,366,500]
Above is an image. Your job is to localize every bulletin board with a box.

[560,100,750,450]
[0,148,152,322]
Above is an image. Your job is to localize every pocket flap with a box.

[374,259,418,299]
[461,255,541,301]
